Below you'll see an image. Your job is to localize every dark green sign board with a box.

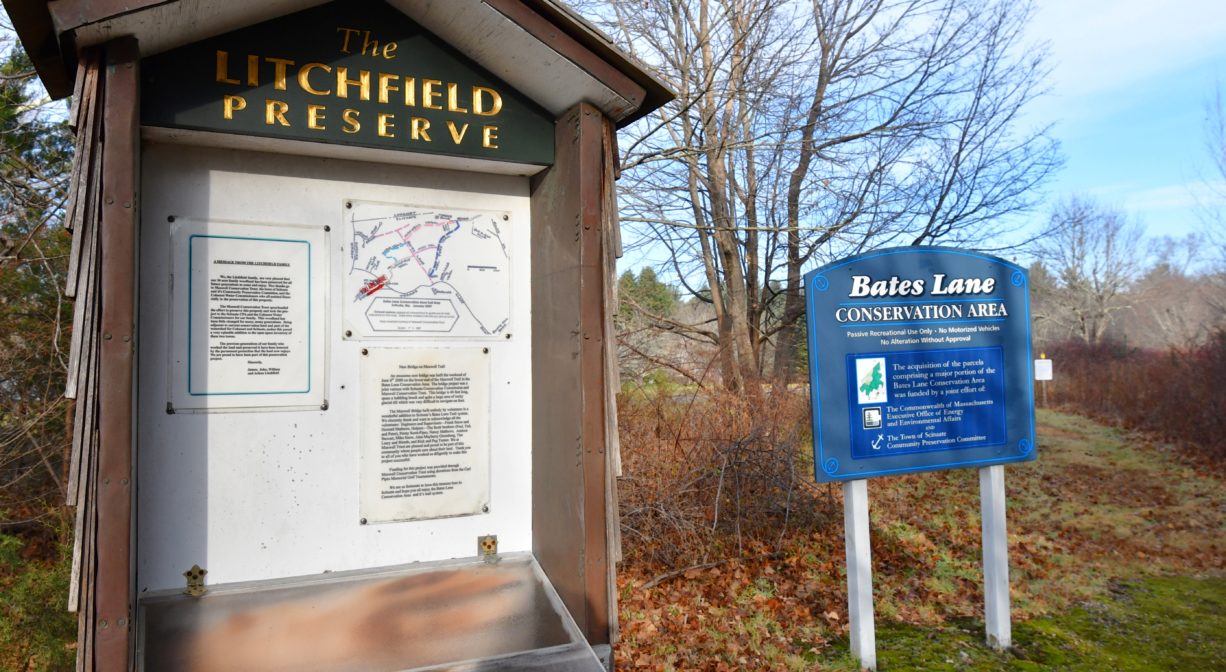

[142,0,555,166]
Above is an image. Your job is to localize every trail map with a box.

[343,201,511,338]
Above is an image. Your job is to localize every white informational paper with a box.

[342,201,512,339]
[1033,359,1053,381]
[359,348,490,523]
[168,219,328,412]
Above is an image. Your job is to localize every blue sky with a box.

[1023,0,1226,241]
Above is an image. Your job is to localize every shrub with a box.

[1044,334,1226,459]
[616,387,829,568]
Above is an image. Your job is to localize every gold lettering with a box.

[266,57,295,91]
[472,87,502,116]
[446,121,470,144]
[447,83,468,113]
[404,77,416,107]
[215,51,240,85]
[383,42,398,59]
[336,67,371,101]
[246,55,259,86]
[422,79,443,110]
[378,113,395,138]
[378,73,400,105]
[337,27,361,54]
[307,104,326,130]
[342,108,361,134]
[222,95,247,120]
[360,31,380,58]
[482,125,499,149]
[265,99,290,127]
[411,117,431,142]
[298,63,333,96]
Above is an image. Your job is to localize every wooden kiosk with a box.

[6,1,670,669]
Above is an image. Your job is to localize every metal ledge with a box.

[137,552,603,671]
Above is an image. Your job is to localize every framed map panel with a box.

[342,200,512,339]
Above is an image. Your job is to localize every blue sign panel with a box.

[805,247,1035,481]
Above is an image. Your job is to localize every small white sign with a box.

[359,347,490,523]
[1034,359,1053,381]
[168,218,328,412]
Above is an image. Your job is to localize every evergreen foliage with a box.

[0,39,78,671]
[619,266,677,318]
[0,43,74,522]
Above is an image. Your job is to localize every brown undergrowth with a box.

[613,405,1226,671]
[1043,336,1226,466]
[616,387,826,569]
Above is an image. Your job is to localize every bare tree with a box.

[1121,249,1224,347]
[1026,260,1066,346]
[1204,86,1226,239]
[1199,84,1226,321]
[579,0,1060,390]
[1031,197,1144,345]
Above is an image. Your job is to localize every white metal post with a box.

[843,478,876,670]
[979,464,1011,649]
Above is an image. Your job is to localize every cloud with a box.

[1029,0,1226,99]
[1116,181,1223,212]
[1061,180,1225,238]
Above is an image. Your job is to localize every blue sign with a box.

[805,247,1035,482]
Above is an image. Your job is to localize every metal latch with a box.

[183,565,207,597]
[478,535,498,563]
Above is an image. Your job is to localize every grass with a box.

[616,408,1226,670]
[0,530,76,672]
[819,576,1226,670]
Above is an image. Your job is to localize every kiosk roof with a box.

[2,0,672,125]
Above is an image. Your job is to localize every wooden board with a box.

[93,37,140,671]
[529,103,612,645]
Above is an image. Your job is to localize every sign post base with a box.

[979,464,1011,649]
[844,478,876,670]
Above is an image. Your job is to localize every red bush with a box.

[1044,334,1226,459]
